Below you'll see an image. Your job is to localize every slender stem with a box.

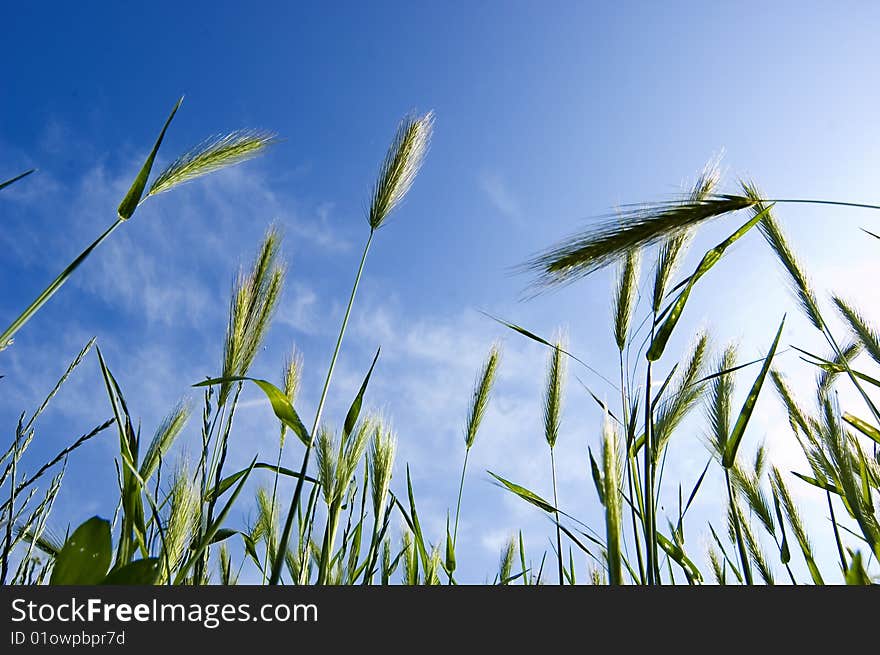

[767,198,880,212]
[826,490,848,573]
[317,507,341,585]
[620,352,645,585]
[725,469,753,585]
[271,229,375,585]
[819,320,880,428]
[452,447,470,548]
[363,516,381,585]
[0,437,19,585]
[643,361,657,585]
[262,438,285,584]
[550,446,563,585]
[0,218,123,350]
[448,446,471,584]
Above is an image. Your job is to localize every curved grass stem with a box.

[550,447,563,585]
[270,229,375,585]
[0,218,123,350]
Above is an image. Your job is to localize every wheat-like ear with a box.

[601,415,623,585]
[218,543,238,585]
[651,158,720,311]
[148,130,278,197]
[612,248,640,351]
[706,344,738,459]
[402,530,417,585]
[769,369,812,437]
[740,509,774,584]
[524,194,753,290]
[731,463,774,535]
[543,336,567,449]
[139,399,191,481]
[654,331,709,458]
[464,344,501,448]
[743,180,822,330]
[278,347,304,447]
[832,296,880,366]
[255,486,280,554]
[368,422,396,524]
[220,226,285,405]
[161,467,198,583]
[335,419,371,503]
[368,111,434,230]
[816,339,861,396]
[497,536,516,584]
[708,547,726,585]
[315,427,338,507]
[770,467,822,581]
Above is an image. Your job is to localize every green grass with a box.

[2,104,879,585]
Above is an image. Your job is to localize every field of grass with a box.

[2,101,878,585]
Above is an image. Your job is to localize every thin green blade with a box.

[343,349,380,441]
[0,168,35,192]
[648,205,772,361]
[723,316,785,468]
[117,97,182,219]
[195,376,309,447]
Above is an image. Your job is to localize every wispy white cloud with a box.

[478,170,523,225]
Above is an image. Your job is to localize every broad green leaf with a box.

[793,346,880,389]
[691,354,775,387]
[723,316,785,468]
[209,529,238,545]
[682,457,712,519]
[95,347,145,566]
[405,466,430,571]
[102,558,160,585]
[843,413,880,446]
[445,515,456,573]
[0,168,35,192]
[343,348,380,441]
[578,380,622,425]
[482,311,615,388]
[194,376,309,447]
[0,220,122,352]
[648,204,773,361]
[845,550,872,585]
[242,533,261,567]
[50,517,112,585]
[488,471,557,514]
[651,363,679,411]
[857,451,873,508]
[117,97,182,219]
[498,570,528,585]
[588,447,605,506]
[792,471,842,496]
[772,492,791,565]
[657,532,702,583]
[205,462,319,502]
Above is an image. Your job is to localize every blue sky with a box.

[3,1,880,582]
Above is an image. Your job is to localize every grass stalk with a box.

[725,469,753,585]
[452,448,470,548]
[271,229,374,585]
[550,446,563,585]
[643,360,658,584]
[0,219,122,350]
